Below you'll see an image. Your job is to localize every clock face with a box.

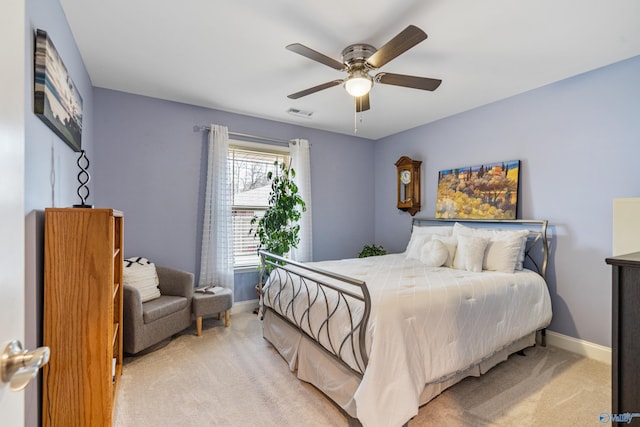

[400,170,412,185]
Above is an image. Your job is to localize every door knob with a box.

[1,340,50,391]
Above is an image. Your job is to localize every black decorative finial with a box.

[73,150,93,208]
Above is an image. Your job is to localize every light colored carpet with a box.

[114,312,610,426]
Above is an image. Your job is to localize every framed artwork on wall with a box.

[34,29,83,152]
[436,159,520,219]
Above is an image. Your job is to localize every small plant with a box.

[358,244,386,258]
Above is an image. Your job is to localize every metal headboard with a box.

[411,218,549,280]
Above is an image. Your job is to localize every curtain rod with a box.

[193,125,294,145]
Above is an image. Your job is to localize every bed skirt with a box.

[263,309,536,421]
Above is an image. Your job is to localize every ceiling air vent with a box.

[287,108,313,119]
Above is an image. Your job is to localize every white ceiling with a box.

[59,0,640,140]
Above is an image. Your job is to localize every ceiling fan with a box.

[286,25,442,112]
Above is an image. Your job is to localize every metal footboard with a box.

[259,251,371,377]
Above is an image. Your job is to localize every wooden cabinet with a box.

[605,252,640,416]
[43,208,124,427]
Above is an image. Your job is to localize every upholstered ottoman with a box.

[192,287,232,336]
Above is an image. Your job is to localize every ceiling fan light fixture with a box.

[286,26,439,112]
[344,70,373,97]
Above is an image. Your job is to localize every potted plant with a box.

[251,160,306,276]
[358,244,386,258]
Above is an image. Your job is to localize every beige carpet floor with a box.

[114,312,610,427]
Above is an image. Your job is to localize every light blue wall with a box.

[25,0,94,212]
[92,88,375,301]
[374,55,640,347]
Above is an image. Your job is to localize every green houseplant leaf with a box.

[358,244,386,258]
[250,161,306,267]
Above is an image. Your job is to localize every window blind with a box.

[229,146,289,267]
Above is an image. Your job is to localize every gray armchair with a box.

[123,266,194,354]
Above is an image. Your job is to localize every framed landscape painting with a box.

[34,29,83,152]
[436,159,520,219]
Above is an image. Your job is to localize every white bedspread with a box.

[262,254,552,427]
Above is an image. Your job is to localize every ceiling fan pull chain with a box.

[353,97,366,133]
[354,107,358,133]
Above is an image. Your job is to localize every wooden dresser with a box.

[605,252,640,416]
[43,208,124,426]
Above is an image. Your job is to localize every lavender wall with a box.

[92,88,375,301]
[25,0,94,212]
[92,56,640,344]
[374,55,640,347]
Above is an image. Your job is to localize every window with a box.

[230,143,289,267]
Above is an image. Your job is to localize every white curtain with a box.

[199,124,234,298]
[289,139,313,262]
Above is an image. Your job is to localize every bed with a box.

[259,218,552,427]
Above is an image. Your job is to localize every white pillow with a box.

[453,235,490,272]
[123,257,161,302]
[419,239,449,267]
[431,236,458,267]
[406,234,432,260]
[453,223,529,273]
[484,235,527,273]
[405,225,453,255]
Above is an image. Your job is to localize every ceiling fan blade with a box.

[375,72,442,91]
[355,93,370,112]
[287,80,343,99]
[286,43,346,71]
[366,25,428,69]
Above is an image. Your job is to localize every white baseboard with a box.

[232,299,259,314]
[545,330,611,365]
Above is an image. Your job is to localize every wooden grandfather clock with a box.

[396,156,421,216]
